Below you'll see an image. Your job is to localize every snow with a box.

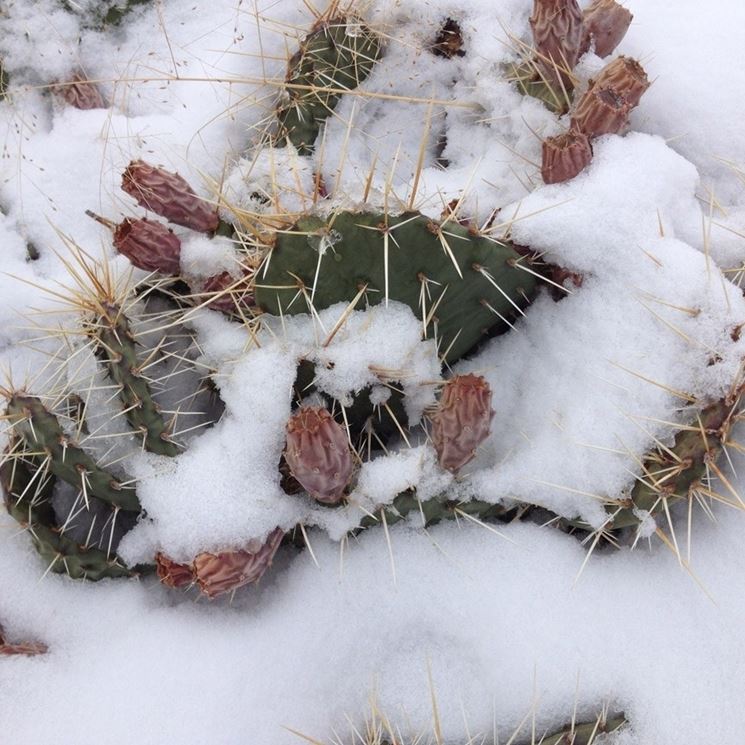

[0,0,744,743]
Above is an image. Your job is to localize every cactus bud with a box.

[284,406,353,505]
[55,72,106,110]
[431,374,494,473]
[571,86,631,138]
[541,130,593,183]
[110,217,182,274]
[122,160,219,234]
[155,553,194,589]
[589,56,649,107]
[581,0,633,58]
[529,0,584,87]
[192,528,285,599]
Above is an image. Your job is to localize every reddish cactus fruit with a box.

[284,406,354,505]
[122,160,220,234]
[581,0,633,58]
[0,625,47,657]
[192,528,285,599]
[571,86,631,138]
[112,217,182,274]
[196,271,255,314]
[541,131,593,183]
[589,56,649,107]
[529,0,584,87]
[155,553,194,589]
[55,72,106,110]
[431,374,494,473]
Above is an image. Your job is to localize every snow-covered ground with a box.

[1,0,744,742]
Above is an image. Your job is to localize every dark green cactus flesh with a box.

[276,17,382,154]
[93,303,180,457]
[255,211,540,364]
[508,61,571,114]
[564,388,744,534]
[540,713,626,745]
[357,490,514,531]
[5,394,140,512]
[0,452,135,580]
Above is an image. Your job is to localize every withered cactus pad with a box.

[529,0,584,86]
[581,0,633,58]
[541,131,593,183]
[113,217,182,275]
[284,406,354,505]
[122,160,220,234]
[431,374,494,473]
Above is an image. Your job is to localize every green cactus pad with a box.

[1,452,135,581]
[255,211,540,364]
[564,389,744,534]
[276,17,382,154]
[93,304,180,457]
[508,62,571,114]
[5,394,140,512]
[357,491,512,531]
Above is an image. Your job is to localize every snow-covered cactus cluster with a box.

[0,0,742,625]
[510,0,650,183]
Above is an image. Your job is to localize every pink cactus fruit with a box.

[431,374,494,473]
[155,553,194,589]
[112,217,182,275]
[192,528,285,599]
[571,86,632,138]
[581,0,633,58]
[529,0,585,87]
[195,271,255,314]
[589,55,649,107]
[122,160,220,234]
[55,72,106,110]
[284,406,354,505]
[541,130,593,183]
[0,624,47,657]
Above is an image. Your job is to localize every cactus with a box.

[284,406,354,505]
[54,72,106,110]
[275,15,382,154]
[506,0,646,184]
[581,0,634,58]
[430,374,494,473]
[122,160,220,234]
[5,394,140,511]
[529,0,584,90]
[155,527,285,598]
[88,302,180,457]
[254,210,542,365]
[1,446,136,580]
[541,131,593,184]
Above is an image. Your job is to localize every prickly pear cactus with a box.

[1,1,745,741]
